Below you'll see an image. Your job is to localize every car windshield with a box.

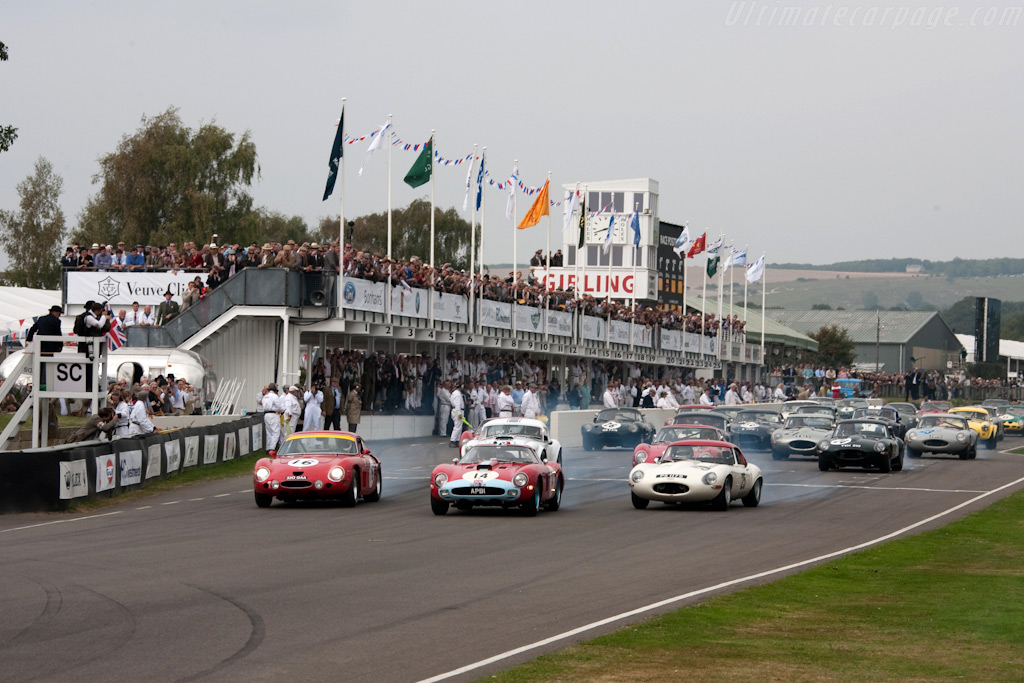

[460,445,539,464]
[279,435,358,455]
[982,399,1010,407]
[735,411,782,425]
[918,416,968,430]
[796,406,834,416]
[853,407,898,421]
[955,409,988,420]
[655,426,720,443]
[480,423,544,439]
[784,416,833,430]
[673,414,726,428]
[888,403,917,414]
[597,409,642,422]
[921,401,952,412]
[838,399,867,409]
[663,444,736,465]
[835,422,888,437]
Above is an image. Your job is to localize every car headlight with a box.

[433,472,448,487]
[328,466,345,482]
[584,424,594,431]
[512,472,530,488]
[629,424,639,432]
[907,430,917,440]
[702,471,718,485]
[818,440,830,450]
[874,442,886,452]
[255,466,270,482]
[630,470,644,483]
[956,433,967,442]
[635,451,648,463]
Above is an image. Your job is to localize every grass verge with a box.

[486,489,1024,682]
[68,451,265,512]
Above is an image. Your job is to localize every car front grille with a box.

[653,482,689,494]
[451,487,505,496]
[924,439,948,448]
[280,480,312,489]
[789,440,817,450]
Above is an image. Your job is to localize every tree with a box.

[0,157,65,288]
[320,198,474,269]
[861,291,879,310]
[807,325,856,369]
[0,41,17,154]
[75,107,259,248]
[906,290,924,310]
[812,303,833,310]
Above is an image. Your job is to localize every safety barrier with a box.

[0,414,265,513]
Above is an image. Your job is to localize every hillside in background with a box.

[772,257,1024,277]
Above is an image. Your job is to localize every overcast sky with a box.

[3,0,1023,270]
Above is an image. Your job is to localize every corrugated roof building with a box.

[766,310,963,373]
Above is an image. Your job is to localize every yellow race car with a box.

[949,407,1000,450]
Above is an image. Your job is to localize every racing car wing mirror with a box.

[451,456,459,464]
[362,449,371,455]
[268,450,277,457]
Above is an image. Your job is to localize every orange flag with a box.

[516,179,550,230]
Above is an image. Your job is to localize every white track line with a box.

[0,511,123,535]
[772,483,987,494]
[417,473,1024,683]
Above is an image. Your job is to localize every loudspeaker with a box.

[310,290,327,306]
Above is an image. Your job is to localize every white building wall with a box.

[193,317,282,413]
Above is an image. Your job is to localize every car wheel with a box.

[581,438,592,451]
[958,448,971,460]
[556,449,563,466]
[631,491,650,509]
[771,450,789,461]
[969,445,978,459]
[817,456,832,472]
[545,476,563,511]
[363,468,383,502]
[254,492,273,508]
[892,452,904,472]
[711,477,732,511]
[430,496,449,516]
[522,483,541,517]
[985,436,997,450]
[907,447,921,458]
[878,452,892,473]
[741,478,762,508]
[341,471,359,507]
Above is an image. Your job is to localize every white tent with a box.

[0,287,66,343]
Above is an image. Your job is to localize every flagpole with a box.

[742,243,749,323]
[386,114,393,325]
[701,239,707,339]
[630,200,638,352]
[761,253,767,366]
[338,97,346,318]
[544,171,551,343]
[729,247,735,323]
[469,143,478,335]
[606,193,614,351]
[576,184,586,346]
[717,233,724,348]
[512,159,518,336]
[477,147,486,336]
[429,129,436,328]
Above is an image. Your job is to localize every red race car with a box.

[253,431,382,507]
[633,424,727,466]
[430,437,563,516]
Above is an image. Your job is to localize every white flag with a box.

[672,225,691,257]
[721,245,734,273]
[732,248,748,267]
[706,236,724,255]
[505,162,518,220]
[746,253,766,283]
[357,121,390,177]
[562,189,579,235]
[602,211,615,254]
[462,155,475,212]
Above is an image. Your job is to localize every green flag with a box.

[403,137,433,188]
[706,253,720,278]
[577,194,586,250]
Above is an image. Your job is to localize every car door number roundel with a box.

[602,421,621,430]
[287,458,320,467]
[461,471,499,482]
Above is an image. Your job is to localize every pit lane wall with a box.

[551,408,676,449]
[0,414,264,513]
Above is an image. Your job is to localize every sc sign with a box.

[50,362,88,393]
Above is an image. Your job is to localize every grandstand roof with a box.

[955,333,1024,362]
[765,309,944,345]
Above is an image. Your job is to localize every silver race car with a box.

[904,413,978,460]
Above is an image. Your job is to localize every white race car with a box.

[628,440,763,511]
[459,417,563,465]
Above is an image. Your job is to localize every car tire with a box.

[741,478,762,508]
[254,492,273,508]
[631,491,650,509]
[711,477,732,511]
[341,472,359,507]
[545,476,563,511]
[582,438,592,451]
[556,449,563,466]
[892,453,904,472]
[817,456,832,472]
[430,496,449,516]
[522,484,541,517]
[958,448,971,460]
[878,453,892,473]
[771,450,789,461]
[969,445,978,459]
[985,436,997,450]
[907,447,921,459]
[363,468,382,502]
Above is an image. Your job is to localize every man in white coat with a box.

[520,383,541,420]
[449,384,465,448]
[303,385,324,432]
[495,385,515,418]
[281,386,302,437]
[262,384,282,450]
[470,380,487,428]
[724,383,741,406]
[128,390,157,435]
[602,381,618,409]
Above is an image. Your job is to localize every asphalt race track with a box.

[2,435,1023,682]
